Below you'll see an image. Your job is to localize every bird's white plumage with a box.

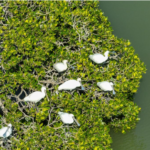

[58,112,74,124]
[58,78,81,91]
[89,51,109,64]
[97,81,113,91]
[24,86,46,103]
[97,81,116,95]
[58,112,80,126]
[0,124,12,138]
[53,60,68,73]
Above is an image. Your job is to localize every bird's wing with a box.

[61,114,73,123]
[93,54,103,59]
[60,114,68,122]
[59,80,79,90]
[4,128,12,137]
[100,82,112,91]
[24,91,42,101]
[53,63,64,69]
[0,127,7,137]
[90,54,105,63]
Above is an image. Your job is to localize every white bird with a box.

[53,60,68,73]
[58,78,83,91]
[97,81,116,95]
[0,124,12,138]
[89,51,109,64]
[58,112,80,126]
[24,86,46,103]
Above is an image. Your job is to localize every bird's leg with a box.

[6,138,9,149]
[3,137,8,149]
[64,124,68,139]
[102,62,107,65]
[62,74,65,80]
[33,103,38,112]
[105,92,108,97]
[35,103,39,112]
[33,103,36,110]
[66,124,69,137]
[58,72,63,78]
[66,124,71,138]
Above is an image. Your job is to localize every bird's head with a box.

[63,60,68,64]
[8,124,12,127]
[77,78,81,82]
[41,86,46,93]
[104,51,109,56]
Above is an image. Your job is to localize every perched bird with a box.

[89,51,109,64]
[58,112,80,126]
[24,86,46,103]
[53,60,68,73]
[97,81,116,95]
[0,124,12,138]
[58,78,83,91]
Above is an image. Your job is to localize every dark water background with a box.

[99,2,150,150]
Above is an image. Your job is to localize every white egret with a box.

[58,78,84,91]
[97,81,115,95]
[53,60,68,73]
[0,124,12,138]
[89,51,109,64]
[24,86,46,103]
[58,112,80,126]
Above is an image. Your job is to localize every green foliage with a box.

[0,1,146,150]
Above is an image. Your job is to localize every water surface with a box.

[99,2,150,150]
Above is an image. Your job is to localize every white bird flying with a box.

[24,86,46,103]
[58,112,80,126]
[89,51,109,64]
[0,124,12,138]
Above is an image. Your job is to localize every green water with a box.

[99,2,150,150]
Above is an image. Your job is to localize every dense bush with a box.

[0,1,146,150]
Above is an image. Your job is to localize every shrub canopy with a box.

[0,1,146,150]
